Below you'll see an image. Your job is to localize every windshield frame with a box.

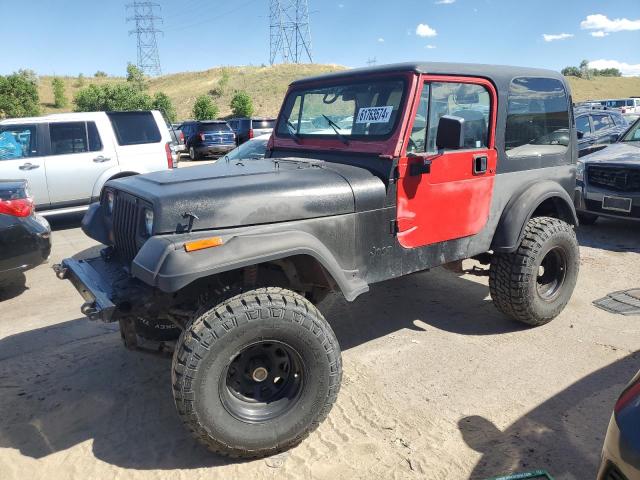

[275,76,409,143]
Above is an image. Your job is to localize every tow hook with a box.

[81,301,99,318]
[53,264,68,280]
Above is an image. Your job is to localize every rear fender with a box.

[131,229,369,301]
[491,180,578,253]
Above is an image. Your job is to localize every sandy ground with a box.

[0,213,638,480]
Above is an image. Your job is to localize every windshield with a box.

[225,136,269,161]
[200,123,231,132]
[621,119,640,142]
[277,78,405,139]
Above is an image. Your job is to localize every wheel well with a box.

[109,171,139,181]
[530,196,577,225]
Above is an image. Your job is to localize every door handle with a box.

[19,162,40,170]
[93,156,111,163]
[473,155,488,175]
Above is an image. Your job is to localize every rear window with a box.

[199,123,231,132]
[107,112,161,146]
[0,182,27,200]
[252,119,275,129]
[505,77,569,158]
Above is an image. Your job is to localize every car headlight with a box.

[106,191,114,214]
[144,209,154,236]
[576,161,585,182]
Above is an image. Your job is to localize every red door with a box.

[396,76,498,248]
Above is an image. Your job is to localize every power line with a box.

[126,1,163,76]
[269,0,313,65]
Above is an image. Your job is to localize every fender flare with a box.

[491,180,578,253]
[130,229,370,301]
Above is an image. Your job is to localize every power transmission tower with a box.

[269,0,313,65]
[126,1,163,76]
[366,57,377,66]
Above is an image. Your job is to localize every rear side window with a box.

[505,77,569,158]
[0,125,37,160]
[49,122,102,155]
[107,112,161,146]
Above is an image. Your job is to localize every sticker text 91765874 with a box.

[356,106,394,124]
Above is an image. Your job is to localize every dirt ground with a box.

[0,215,638,480]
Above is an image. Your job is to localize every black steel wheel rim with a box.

[220,340,305,423]
[536,246,568,301]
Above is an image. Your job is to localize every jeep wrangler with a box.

[54,62,580,458]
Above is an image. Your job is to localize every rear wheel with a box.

[489,216,579,326]
[189,146,199,161]
[172,287,341,458]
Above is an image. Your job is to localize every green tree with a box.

[76,73,85,88]
[192,95,218,120]
[94,71,108,78]
[152,92,177,123]
[74,83,154,111]
[579,60,592,80]
[230,90,254,117]
[0,71,41,118]
[592,67,622,77]
[561,66,581,77]
[126,63,147,91]
[52,77,68,108]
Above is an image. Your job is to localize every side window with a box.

[592,114,611,132]
[426,82,491,153]
[576,115,591,135]
[0,125,37,160]
[505,77,569,158]
[49,122,88,155]
[407,84,429,153]
[87,122,102,152]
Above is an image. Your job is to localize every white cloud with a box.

[591,31,609,37]
[377,37,385,43]
[435,0,455,4]
[580,14,640,33]
[416,23,437,37]
[588,59,640,76]
[338,3,344,7]
[542,33,574,42]
[425,44,436,49]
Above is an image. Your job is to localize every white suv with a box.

[0,110,175,216]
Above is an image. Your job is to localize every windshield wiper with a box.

[322,114,349,145]
[286,121,301,144]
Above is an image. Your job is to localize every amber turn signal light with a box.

[184,237,224,252]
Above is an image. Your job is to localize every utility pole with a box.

[366,57,377,66]
[269,0,313,65]
[126,1,163,76]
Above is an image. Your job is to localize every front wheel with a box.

[172,287,342,458]
[489,217,579,326]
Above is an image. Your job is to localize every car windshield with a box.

[277,78,405,139]
[200,123,230,132]
[225,136,269,161]
[621,119,640,142]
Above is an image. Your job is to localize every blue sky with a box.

[2,0,639,76]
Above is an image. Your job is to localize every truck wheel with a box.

[577,212,598,225]
[189,147,199,161]
[133,316,181,341]
[489,216,579,326]
[172,287,342,458]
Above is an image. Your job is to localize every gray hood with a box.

[108,157,386,233]
[582,142,640,166]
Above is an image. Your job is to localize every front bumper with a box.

[574,183,640,221]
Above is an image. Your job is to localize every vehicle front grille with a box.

[112,192,140,264]
[588,166,640,192]
[603,464,629,480]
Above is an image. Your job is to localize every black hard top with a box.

[290,62,565,87]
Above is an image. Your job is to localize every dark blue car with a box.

[181,120,236,160]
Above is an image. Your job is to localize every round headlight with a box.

[144,209,154,236]
[106,191,114,214]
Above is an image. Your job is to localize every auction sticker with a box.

[356,106,393,124]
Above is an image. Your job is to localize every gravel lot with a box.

[0,201,638,479]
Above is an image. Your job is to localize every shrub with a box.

[94,71,108,78]
[126,63,147,91]
[152,92,177,123]
[52,77,68,108]
[74,83,153,111]
[192,95,219,120]
[0,71,41,118]
[76,73,85,88]
[230,90,254,117]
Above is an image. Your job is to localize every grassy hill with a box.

[38,65,640,121]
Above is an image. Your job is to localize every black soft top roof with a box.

[290,62,565,88]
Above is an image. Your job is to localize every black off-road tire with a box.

[577,212,598,225]
[133,316,181,342]
[489,216,579,326]
[171,287,342,458]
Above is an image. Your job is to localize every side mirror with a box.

[577,130,585,139]
[436,115,465,150]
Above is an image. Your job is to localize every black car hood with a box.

[582,142,640,165]
[108,157,386,233]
